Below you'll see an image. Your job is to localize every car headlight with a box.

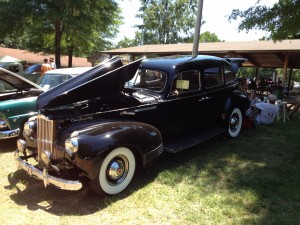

[65,136,79,154]
[24,120,36,137]
[0,119,8,130]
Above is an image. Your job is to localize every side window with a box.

[171,70,200,94]
[224,66,235,83]
[203,66,223,88]
[8,66,19,73]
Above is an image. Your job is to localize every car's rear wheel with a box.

[227,107,242,138]
[90,147,136,195]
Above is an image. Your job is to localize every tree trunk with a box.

[68,46,73,68]
[54,20,64,68]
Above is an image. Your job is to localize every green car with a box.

[0,66,93,139]
[0,67,43,139]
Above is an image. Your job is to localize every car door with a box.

[161,70,213,135]
[201,64,226,127]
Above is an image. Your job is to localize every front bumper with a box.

[0,128,19,139]
[14,149,82,191]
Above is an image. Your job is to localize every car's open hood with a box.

[0,67,42,92]
[37,57,142,109]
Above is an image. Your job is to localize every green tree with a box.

[0,0,121,67]
[136,0,198,44]
[199,31,222,42]
[116,37,137,49]
[228,0,300,40]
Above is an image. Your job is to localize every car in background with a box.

[23,64,42,83]
[0,67,43,139]
[36,67,93,91]
[15,55,250,196]
[0,67,93,140]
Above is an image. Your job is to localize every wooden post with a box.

[282,53,289,86]
[287,68,293,96]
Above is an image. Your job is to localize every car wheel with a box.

[90,147,136,195]
[227,108,242,138]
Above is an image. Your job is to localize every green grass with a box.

[1,114,300,225]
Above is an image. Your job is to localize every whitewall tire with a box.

[227,108,242,138]
[91,147,136,195]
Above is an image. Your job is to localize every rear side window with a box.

[171,70,201,94]
[224,66,235,84]
[203,66,223,88]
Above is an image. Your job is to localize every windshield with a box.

[0,80,16,93]
[37,74,72,91]
[125,69,167,92]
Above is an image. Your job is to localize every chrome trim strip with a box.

[0,129,19,139]
[142,144,164,166]
[14,150,82,191]
[135,106,157,112]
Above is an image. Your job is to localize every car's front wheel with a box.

[226,108,242,138]
[90,147,136,195]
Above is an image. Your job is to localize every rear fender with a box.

[224,90,250,116]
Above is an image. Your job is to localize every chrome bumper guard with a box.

[14,150,82,191]
[0,128,19,139]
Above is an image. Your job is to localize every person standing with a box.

[41,58,52,76]
[49,57,56,69]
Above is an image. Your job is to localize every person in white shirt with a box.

[49,57,56,69]
[252,94,279,125]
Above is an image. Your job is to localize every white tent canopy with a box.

[0,55,21,62]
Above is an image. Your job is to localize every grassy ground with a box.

[1,115,300,225]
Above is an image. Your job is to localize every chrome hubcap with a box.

[230,114,239,132]
[106,155,129,185]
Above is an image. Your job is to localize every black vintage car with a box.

[15,55,250,195]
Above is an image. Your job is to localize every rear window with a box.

[203,66,223,88]
[224,66,235,83]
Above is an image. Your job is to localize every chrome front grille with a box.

[37,115,61,161]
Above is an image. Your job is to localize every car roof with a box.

[139,55,229,72]
[24,64,42,72]
[44,67,93,75]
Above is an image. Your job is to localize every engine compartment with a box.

[42,89,159,121]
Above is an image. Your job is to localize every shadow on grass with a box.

[7,164,159,215]
[151,121,300,224]
[6,119,300,223]
[0,138,18,153]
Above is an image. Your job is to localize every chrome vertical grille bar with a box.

[37,115,57,161]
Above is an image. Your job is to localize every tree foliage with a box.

[199,31,222,43]
[136,0,199,44]
[228,0,300,40]
[116,37,138,49]
[0,0,121,67]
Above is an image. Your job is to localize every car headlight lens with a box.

[65,137,79,154]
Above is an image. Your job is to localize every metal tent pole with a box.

[192,0,204,58]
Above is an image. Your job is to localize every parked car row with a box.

[0,66,93,139]
[0,62,41,83]
[13,55,250,196]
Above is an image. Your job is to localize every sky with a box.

[114,0,278,43]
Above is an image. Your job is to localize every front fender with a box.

[75,121,162,158]
[69,121,163,179]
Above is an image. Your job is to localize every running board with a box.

[163,126,225,154]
